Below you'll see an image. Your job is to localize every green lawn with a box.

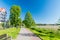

[30,27,60,40]
[0,27,20,39]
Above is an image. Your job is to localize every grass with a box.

[30,27,60,40]
[0,27,20,39]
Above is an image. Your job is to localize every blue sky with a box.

[0,0,60,24]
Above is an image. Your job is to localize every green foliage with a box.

[30,28,60,40]
[0,27,20,38]
[16,18,22,26]
[9,5,21,27]
[2,23,7,29]
[2,23,4,28]
[5,20,11,28]
[23,11,36,27]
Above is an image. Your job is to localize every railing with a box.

[0,34,12,40]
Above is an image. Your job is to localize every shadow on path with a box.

[19,33,37,37]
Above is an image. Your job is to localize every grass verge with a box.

[29,27,60,40]
[0,27,20,39]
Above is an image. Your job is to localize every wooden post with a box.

[7,34,12,40]
[10,36,12,40]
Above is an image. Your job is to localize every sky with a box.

[0,0,60,24]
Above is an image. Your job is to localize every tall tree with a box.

[23,11,36,28]
[9,5,21,27]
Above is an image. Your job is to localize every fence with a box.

[0,34,12,40]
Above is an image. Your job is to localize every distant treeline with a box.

[36,24,60,26]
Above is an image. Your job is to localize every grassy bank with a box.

[30,27,60,40]
[0,27,20,39]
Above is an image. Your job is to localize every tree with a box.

[57,19,60,24]
[56,18,60,29]
[9,5,21,27]
[23,11,36,28]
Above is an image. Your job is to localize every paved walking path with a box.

[16,28,41,40]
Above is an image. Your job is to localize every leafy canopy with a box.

[23,11,36,27]
[9,5,21,27]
